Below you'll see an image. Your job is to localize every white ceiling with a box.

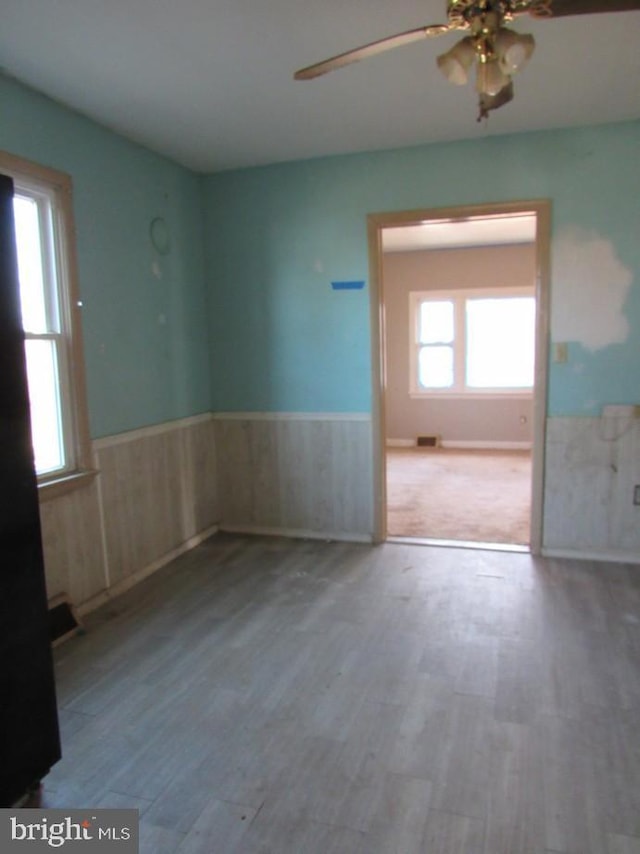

[382,213,537,252]
[1,1,639,173]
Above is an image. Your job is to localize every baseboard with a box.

[77,523,219,616]
[388,440,532,450]
[219,523,372,545]
[542,547,640,565]
[441,440,533,451]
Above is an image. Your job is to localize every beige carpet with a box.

[386,447,532,545]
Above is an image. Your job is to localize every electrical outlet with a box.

[634,485,640,506]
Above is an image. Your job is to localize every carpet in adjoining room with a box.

[386,447,532,545]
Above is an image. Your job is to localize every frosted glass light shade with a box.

[476,58,510,96]
[437,37,476,86]
[495,28,535,74]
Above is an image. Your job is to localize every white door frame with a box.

[367,199,551,554]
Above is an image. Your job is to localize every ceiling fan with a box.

[294,0,640,120]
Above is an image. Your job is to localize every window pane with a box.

[13,195,49,333]
[419,345,454,389]
[466,297,535,388]
[419,300,454,344]
[24,339,65,475]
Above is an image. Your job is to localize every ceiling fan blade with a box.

[477,81,514,121]
[294,24,451,80]
[528,0,640,17]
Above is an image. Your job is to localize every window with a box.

[1,151,93,497]
[410,287,536,396]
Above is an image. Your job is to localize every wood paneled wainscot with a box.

[40,415,219,613]
[214,413,373,542]
[39,478,106,608]
[543,415,640,562]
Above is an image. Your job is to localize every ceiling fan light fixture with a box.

[477,80,514,121]
[476,57,510,97]
[436,36,476,85]
[294,0,580,120]
[495,28,536,74]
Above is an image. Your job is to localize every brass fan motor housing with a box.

[446,0,551,30]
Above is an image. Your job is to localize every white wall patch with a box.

[551,226,632,351]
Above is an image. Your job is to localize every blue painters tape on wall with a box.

[331,281,365,291]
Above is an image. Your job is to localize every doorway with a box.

[368,201,550,553]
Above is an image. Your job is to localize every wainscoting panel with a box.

[96,432,184,586]
[179,417,219,536]
[39,476,106,606]
[39,415,219,610]
[214,414,373,541]
[543,416,640,560]
[95,415,219,588]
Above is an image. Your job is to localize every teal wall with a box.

[3,69,638,428]
[205,122,640,416]
[0,74,211,438]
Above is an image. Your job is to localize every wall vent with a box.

[416,435,441,448]
[48,593,83,647]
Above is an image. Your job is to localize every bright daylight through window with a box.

[2,151,91,491]
[13,191,67,475]
[411,288,535,395]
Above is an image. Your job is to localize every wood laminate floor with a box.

[46,534,640,853]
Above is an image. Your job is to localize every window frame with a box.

[409,286,536,399]
[1,150,95,500]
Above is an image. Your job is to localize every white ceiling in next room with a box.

[382,214,537,252]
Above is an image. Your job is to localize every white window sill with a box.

[410,391,534,401]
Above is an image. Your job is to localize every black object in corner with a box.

[0,173,61,806]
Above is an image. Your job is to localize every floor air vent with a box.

[416,435,441,448]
